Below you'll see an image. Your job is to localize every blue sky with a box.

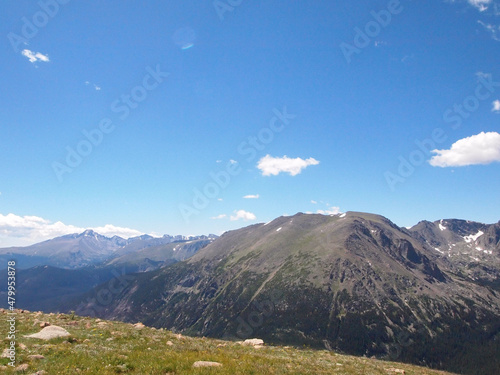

[1,0,500,246]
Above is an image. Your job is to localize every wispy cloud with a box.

[476,71,491,79]
[210,214,227,220]
[429,132,500,167]
[478,21,500,41]
[0,213,144,247]
[257,155,320,176]
[21,49,50,63]
[85,81,101,91]
[243,194,259,199]
[492,100,500,112]
[230,210,256,221]
[468,0,492,12]
[311,200,317,204]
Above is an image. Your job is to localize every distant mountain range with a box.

[0,230,217,313]
[0,230,218,269]
[73,212,500,375]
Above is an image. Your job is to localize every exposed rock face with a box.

[409,219,500,288]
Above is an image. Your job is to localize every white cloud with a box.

[0,213,144,247]
[210,214,227,220]
[21,49,50,63]
[478,21,500,41]
[85,81,102,91]
[257,155,320,176]
[468,0,491,11]
[243,194,260,199]
[316,206,341,215]
[492,100,500,112]
[311,200,317,204]
[230,210,256,221]
[90,224,143,238]
[429,132,500,167]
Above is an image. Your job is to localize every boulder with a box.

[242,338,264,346]
[25,326,71,340]
[133,322,145,330]
[192,361,222,368]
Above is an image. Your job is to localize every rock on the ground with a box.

[192,361,223,368]
[25,326,70,340]
[242,338,264,346]
[133,322,145,329]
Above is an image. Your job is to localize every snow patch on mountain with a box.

[439,220,447,231]
[464,231,484,243]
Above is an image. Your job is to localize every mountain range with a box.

[73,212,500,375]
[0,230,217,269]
